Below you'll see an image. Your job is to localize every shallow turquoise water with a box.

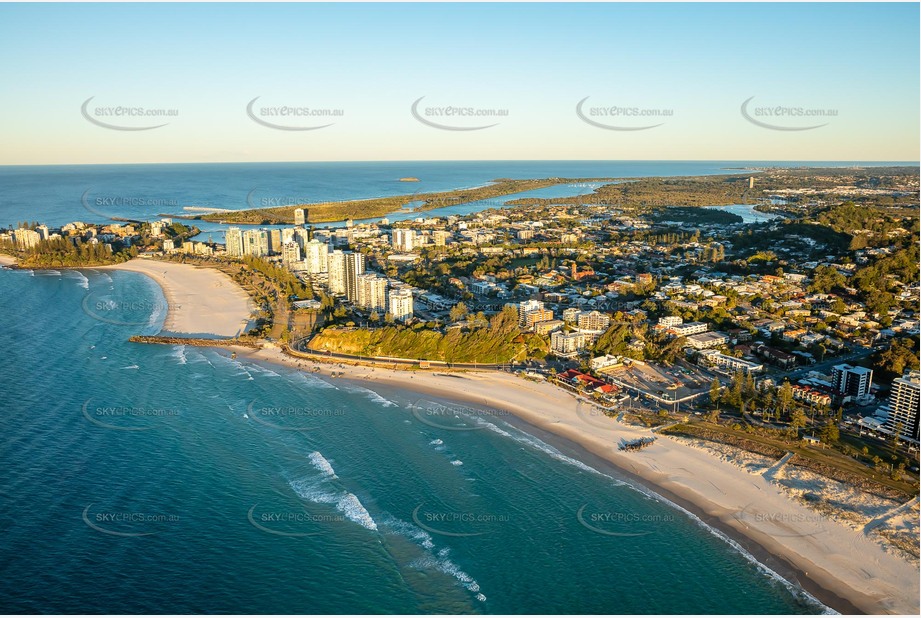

[0,265,827,613]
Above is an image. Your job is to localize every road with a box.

[781,344,876,381]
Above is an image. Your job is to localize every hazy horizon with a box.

[1,2,918,165]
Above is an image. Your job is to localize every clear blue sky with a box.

[0,2,917,164]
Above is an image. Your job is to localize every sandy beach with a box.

[249,346,919,615]
[0,254,17,266]
[99,259,255,338]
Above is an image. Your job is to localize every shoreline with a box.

[7,251,915,613]
[243,345,918,615]
[94,258,255,338]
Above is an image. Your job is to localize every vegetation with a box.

[0,235,138,267]
[509,175,755,210]
[309,306,546,363]
[241,255,312,299]
[197,178,609,225]
[651,206,743,225]
[872,336,920,381]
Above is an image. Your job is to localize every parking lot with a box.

[609,358,715,407]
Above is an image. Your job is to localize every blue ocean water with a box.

[0,161,874,613]
[0,264,829,614]
[0,160,911,231]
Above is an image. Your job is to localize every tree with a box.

[709,377,721,409]
[369,310,380,323]
[891,422,903,445]
[743,371,756,402]
[874,337,920,378]
[819,420,839,443]
[449,302,469,323]
[777,380,794,415]
[790,408,808,434]
[727,370,744,408]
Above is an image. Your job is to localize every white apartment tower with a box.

[357,273,388,312]
[389,288,414,322]
[224,228,244,257]
[304,239,329,275]
[883,370,920,443]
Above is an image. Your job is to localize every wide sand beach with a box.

[100,258,255,338]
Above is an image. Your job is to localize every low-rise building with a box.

[685,331,730,349]
[791,385,832,407]
[696,349,763,373]
[551,331,587,357]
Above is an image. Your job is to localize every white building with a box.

[304,239,329,274]
[671,321,708,337]
[658,315,683,328]
[577,310,611,332]
[590,354,626,372]
[225,228,244,257]
[697,349,763,373]
[242,229,270,257]
[327,250,347,295]
[388,288,414,322]
[294,208,306,225]
[882,370,920,443]
[357,273,388,312]
[14,228,41,250]
[551,331,588,357]
[392,228,416,252]
[685,331,730,350]
[281,241,302,268]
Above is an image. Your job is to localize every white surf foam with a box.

[249,364,281,378]
[171,345,188,365]
[474,416,617,479]
[344,385,397,407]
[429,439,443,446]
[308,451,338,478]
[379,514,435,550]
[121,364,139,370]
[147,297,165,328]
[211,353,255,380]
[67,271,90,289]
[289,371,337,390]
[289,462,378,532]
[450,460,463,466]
[336,493,378,531]
[378,514,484,601]
[410,555,484,598]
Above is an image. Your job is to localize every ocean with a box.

[0,160,879,613]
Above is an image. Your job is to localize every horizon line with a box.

[1,158,918,169]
